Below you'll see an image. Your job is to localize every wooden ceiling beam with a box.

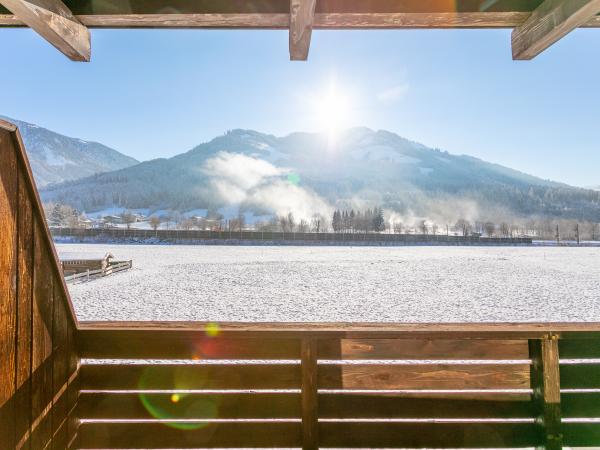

[289,0,316,60]
[0,0,90,61]
[512,0,600,59]
[1,11,600,29]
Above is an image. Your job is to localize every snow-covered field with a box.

[56,244,600,323]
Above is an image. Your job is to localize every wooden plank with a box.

[529,336,562,450]
[0,0,90,61]
[560,363,600,388]
[78,330,301,359]
[319,422,541,447]
[0,127,18,450]
[78,392,300,419]
[318,338,529,360]
[562,392,600,417]
[512,0,600,60]
[81,364,301,390]
[51,283,68,445]
[31,219,54,450]
[301,338,318,450]
[15,160,34,450]
[78,421,302,448]
[319,363,531,390]
[289,0,316,60]
[66,325,79,447]
[76,320,600,340]
[319,392,533,418]
[5,11,600,29]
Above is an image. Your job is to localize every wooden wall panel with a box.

[0,126,18,450]
[0,121,80,450]
[31,219,54,449]
[15,162,34,450]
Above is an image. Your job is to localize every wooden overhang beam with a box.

[289,0,316,60]
[512,0,600,60]
[0,0,90,61]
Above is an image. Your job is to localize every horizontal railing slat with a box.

[318,364,531,390]
[318,422,541,447]
[78,421,302,448]
[78,331,301,359]
[78,392,301,419]
[81,364,301,390]
[318,338,529,360]
[319,392,533,418]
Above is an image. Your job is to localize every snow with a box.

[349,146,420,164]
[56,244,600,323]
[43,147,70,167]
[419,167,434,175]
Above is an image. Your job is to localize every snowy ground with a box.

[56,244,600,323]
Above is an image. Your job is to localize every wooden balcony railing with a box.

[3,119,600,449]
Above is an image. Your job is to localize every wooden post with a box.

[301,338,318,450]
[529,335,562,450]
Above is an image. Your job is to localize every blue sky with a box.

[0,27,598,187]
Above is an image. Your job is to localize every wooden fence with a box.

[51,227,533,245]
[3,119,600,450]
[63,261,132,284]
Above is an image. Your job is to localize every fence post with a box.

[301,338,318,450]
[529,334,562,450]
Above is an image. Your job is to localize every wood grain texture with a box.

[15,160,33,450]
[81,363,301,390]
[0,0,90,60]
[319,421,541,447]
[319,363,531,390]
[0,126,18,450]
[78,421,302,448]
[76,320,600,339]
[319,392,533,418]
[529,336,562,450]
[78,330,301,359]
[318,338,529,360]
[512,0,600,59]
[31,218,54,450]
[4,11,600,28]
[301,338,318,450]
[78,392,300,419]
[289,0,316,60]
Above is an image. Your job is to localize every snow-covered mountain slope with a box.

[40,127,600,222]
[1,116,138,187]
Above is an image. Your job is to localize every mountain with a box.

[1,116,139,187]
[39,128,600,223]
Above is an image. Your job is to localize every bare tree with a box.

[484,222,496,237]
[298,219,309,233]
[455,219,471,237]
[121,210,136,230]
[287,212,296,232]
[149,216,161,232]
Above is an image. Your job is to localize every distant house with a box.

[103,215,123,225]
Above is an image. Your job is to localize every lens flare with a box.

[205,322,220,337]
[138,366,220,430]
[287,173,301,185]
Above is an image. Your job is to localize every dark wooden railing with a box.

[3,118,600,449]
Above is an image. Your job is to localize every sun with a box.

[315,78,351,138]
